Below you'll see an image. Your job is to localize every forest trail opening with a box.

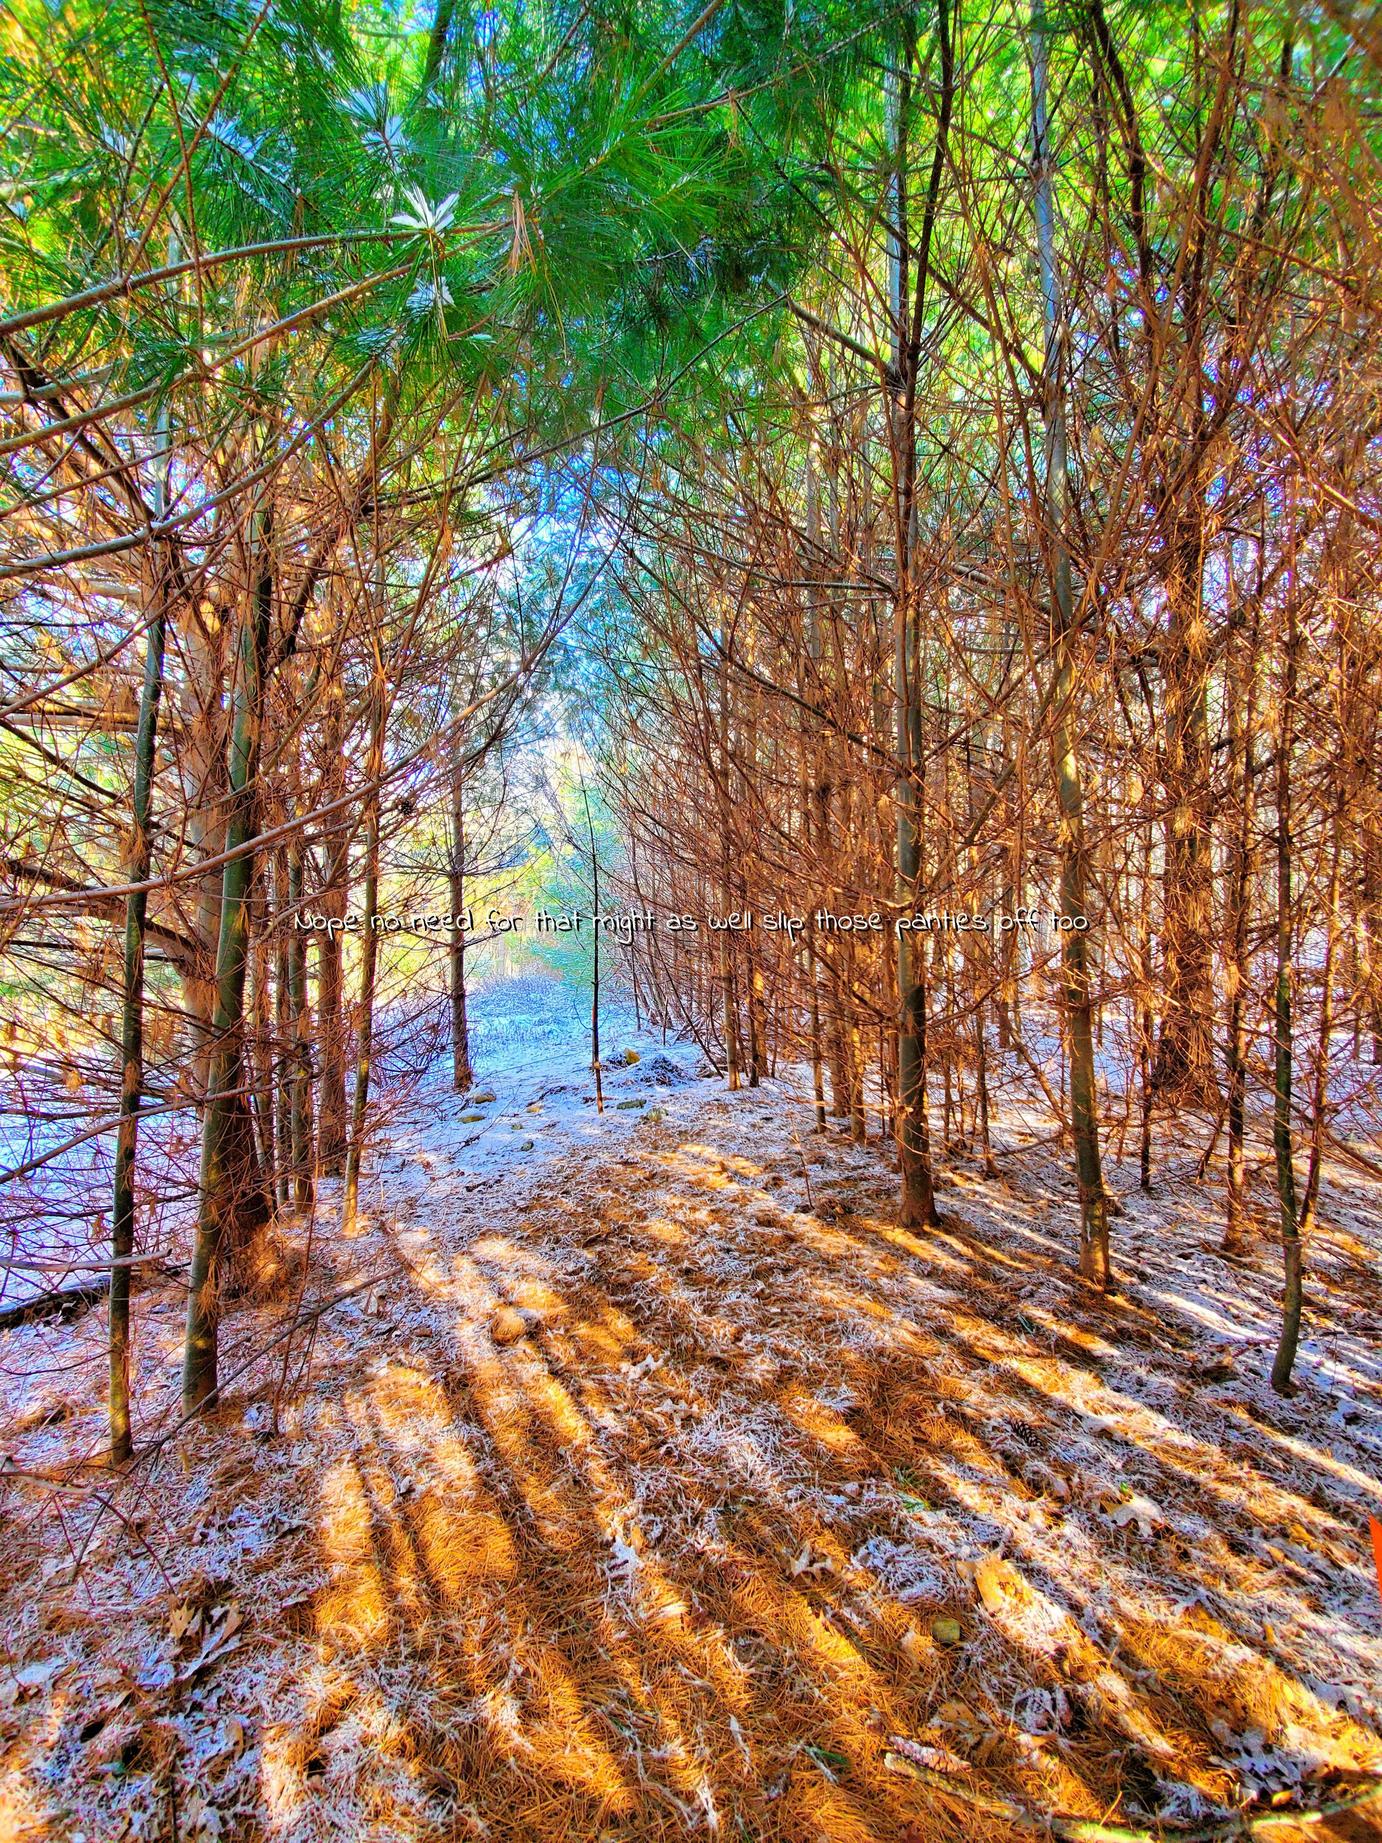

[7,3,1382,1836]
[3,984,1380,1842]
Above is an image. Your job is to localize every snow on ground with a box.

[1,977,1380,1843]
[0,1079,198,1315]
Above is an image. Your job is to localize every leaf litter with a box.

[1,1000,1380,1841]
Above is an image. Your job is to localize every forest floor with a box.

[2,983,1382,1843]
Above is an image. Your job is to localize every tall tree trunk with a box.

[745,686,765,1089]
[449,753,472,1091]
[1153,487,1217,1098]
[182,515,274,1413]
[583,781,604,1112]
[1362,825,1382,1064]
[109,536,171,1463]
[274,873,292,1214]
[718,648,740,1091]
[1270,598,1302,1394]
[802,452,829,1133]
[748,957,765,1088]
[344,669,385,1230]
[1032,0,1109,1285]
[1300,789,1344,1244]
[287,839,314,1208]
[845,932,867,1143]
[1223,602,1258,1252]
[826,960,849,1118]
[1137,815,1156,1193]
[890,7,948,1230]
[810,966,827,1132]
[248,890,275,1203]
[316,676,349,1173]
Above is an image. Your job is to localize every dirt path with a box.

[2,1038,1381,1842]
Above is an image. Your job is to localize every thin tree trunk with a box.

[802,454,829,1134]
[274,874,292,1214]
[449,754,472,1091]
[344,670,385,1230]
[583,781,604,1112]
[1137,814,1155,1192]
[1362,828,1382,1064]
[1224,606,1258,1251]
[718,649,740,1092]
[287,840,314,1208]
[974,988,997,1177]
[847,944,867,1144]
[890,9,948,1229]
[1032,0,1110,1285]
[1299,788,1345,1245]
[109,537,171,1462]
[748,956,765,1088]
[248,895,275,1204]
[1270,599,1302,1394]
[316,677,349,1173]
[810,952,827,1131]
[1153,487,1217,1099]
